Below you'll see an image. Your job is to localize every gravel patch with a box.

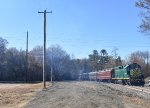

[24,81,150,108]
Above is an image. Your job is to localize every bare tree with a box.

[89,50,100,71]
[127,51,150,77]
[111,47,122,66]
[0,37,8,63]
[136,0,150,34]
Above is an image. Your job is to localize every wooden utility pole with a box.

[26,31,28,82]
[38,10,52,88]
[51,48,53,83]
[147,50,149,66]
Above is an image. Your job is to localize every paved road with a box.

[24,81,150,108]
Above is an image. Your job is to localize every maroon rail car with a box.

[97,68,113,82]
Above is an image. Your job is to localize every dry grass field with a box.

[0,82,51,108]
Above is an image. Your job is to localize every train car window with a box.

[119,66,122,69]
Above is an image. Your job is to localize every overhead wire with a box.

[1,33,150,49]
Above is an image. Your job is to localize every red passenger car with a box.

[97,68,114,82]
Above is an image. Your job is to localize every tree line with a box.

[0,37,80,81]
[0,37,150,82]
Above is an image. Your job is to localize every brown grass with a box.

[0,82,51,108]
[121,95,150,108]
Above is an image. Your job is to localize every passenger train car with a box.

[89,72,97,81]
[97,68,113,82]
[79,73,89,81]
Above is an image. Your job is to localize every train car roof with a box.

[82,73,89,75]
[89,72,98,74]
[114,65,129,70]
[98,68,114,72]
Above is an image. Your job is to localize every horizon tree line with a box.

[0,37,150,82]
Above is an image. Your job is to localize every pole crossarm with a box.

[38,10,52,13]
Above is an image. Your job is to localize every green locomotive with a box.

[112,63,145,86]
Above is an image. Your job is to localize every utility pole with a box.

[26,31,28,82]
[38,10,52,88]
[51,48,53,83]
[146,50,149,69]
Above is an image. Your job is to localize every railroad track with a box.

[101,82,150,94]
[123,85,150,94]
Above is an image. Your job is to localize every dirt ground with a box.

[24,81,150,108]
[0,82,51,108]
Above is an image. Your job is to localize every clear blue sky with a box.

[0,0,150,59]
